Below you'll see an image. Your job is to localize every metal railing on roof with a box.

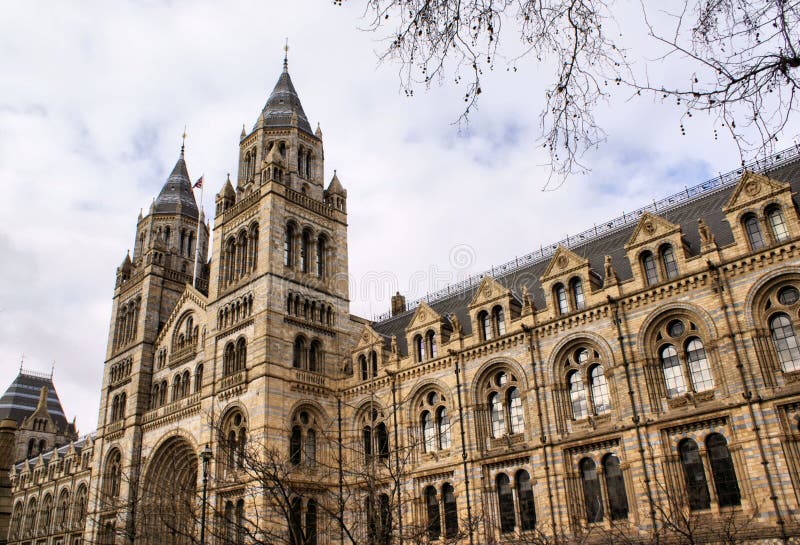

[372,144,800,323]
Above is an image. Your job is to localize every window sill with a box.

[667,390,715,409]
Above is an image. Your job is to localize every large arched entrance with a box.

[139,435,198,545]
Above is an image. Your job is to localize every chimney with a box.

[391,292,406,317]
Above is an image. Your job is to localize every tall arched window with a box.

[235,337,247,371]
[478,310,492,341]
[437,406,451,450]
[221,411,247,471]
[442,483,458,537]
[569,371,588,419]
[571,278,586,310]
[56,490,69,530]
[414,335,424,362]
[293,336,306,369]
[685,338,714,391]
[492,305,506,335]
[424,486,440,539]
[26,498,37,535]
[359,355,368,380]
[10,502,21,538]
[306,428,317,466]
[489,392,505,438]
[300,230,311,272]
[306,499,318,545]
[224,342,236,376]
[516,469,536,531]
[580,458,604,522]
[485,370,524,437]
[284,223,295,267]
[105,450,122,499]
[290,426,302,465]
[661,345,687,398]
[376,422,389,459]
[743,214,766,250]
[362,426,373,463]
[555,283,569,315]
[370,351,378,377]
[603,454,629,520]
[641,251,659,286]
[39,494,52,534]
[72,486,87,529]
[661,244,679,279]
[289,497,302,545]
[589,365,611,415]
[316,235,326,277]
[766,206,789,242]
[707,434,741,507]
[422,411,435,452]
[679,439,711,511]
[195,364,204,393]
[309,340,322,372]
[770,313,800,372]
[426,330,437,359]
[508,387,524,434]
[496,473,516,533]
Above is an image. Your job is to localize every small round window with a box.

[668,320,685,338]
[234,414,242,426]
[495,372,508,387]
[778,286,800,306]
[576,349,589,363]
[427,392,439,405]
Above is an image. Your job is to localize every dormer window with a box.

[554,284,569,315]
[478,311,492,341]
[414,335,425,362]
[766,205,789,242]
[425,330,437,359]
[570,278,585,310]
[641,251,659,286]
[660,244,679,279]
[743,214,766,250]
[492,306,506,335]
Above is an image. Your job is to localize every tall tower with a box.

[88,147,210,536]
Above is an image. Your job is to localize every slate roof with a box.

[0,371,70,431]
[14,434,94,471]
[153,151,199,219]
[372,150,800,355]
[256,62,313,135]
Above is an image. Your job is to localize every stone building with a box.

[6,57,800,545]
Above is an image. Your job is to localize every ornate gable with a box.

[469,276,510,308]
[154,284,208,347]
[405,301,441,333]
[355,324,383,351]
[624,212,681,251]
[541,246,589,283]
[723,171,791,213]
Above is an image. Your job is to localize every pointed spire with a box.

[327,169,346,195]
[257,57,312,134]
[241,124,247,140]
[218,173,235,199]
[138,208,143,221]
[152,144,199,218]
[315,122,323,139]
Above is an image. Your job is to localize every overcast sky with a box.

[1,1,797,434]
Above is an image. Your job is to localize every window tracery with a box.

[483,369,525,439]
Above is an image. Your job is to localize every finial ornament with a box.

[283,38,289,71]
[181,125,187,155]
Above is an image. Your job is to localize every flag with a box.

[193,175,204,189]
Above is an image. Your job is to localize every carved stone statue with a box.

[603,255,618,286]
[698,219,716,248]
[449,313,462,336]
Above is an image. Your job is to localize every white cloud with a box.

[0,0,796,433]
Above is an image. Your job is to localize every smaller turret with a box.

[215,174,236,216]
[325,170,347,212]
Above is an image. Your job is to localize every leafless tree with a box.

[335,0,800,184]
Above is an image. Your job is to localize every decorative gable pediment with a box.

[469,276,510,308]
[624,212,681,251]
[355,324,383,350]
[541,246,589,283]
[154,285,208,347]
[723,171,791,213]
[406,302,442,333]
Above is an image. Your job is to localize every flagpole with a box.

[192,178,204,289]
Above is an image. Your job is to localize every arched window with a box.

[376,422,389,459]
[235,338,247,371]
[580,458,604,522]
[641,251,659,286]
[316,235,326,277]
[293,337,306,369]
[555,283,569,315]
[39,494,52,534]
[104,450,122,499]
[10,501,22,538]
[195,364,204,393]
[379,493,392,545]
[300,230,311,272]
[309,340,322,372]
[442,483,458,537]
[685,338,714,391]
[437,406,451,450]
[571,278,586,310]
[284,223,295,267]
[516,469,536,531]
[478,310,492,341]
[221,411,247,471]
[489,392,505,438]
[359,355,368,380]
[661,344,687,398]
[603,454,629,520]
[172,374,182,402]
[224,342,236,376]
[290,426,302,465]
[72,486,87,529]
[507,387,524,434]
[371,351,378,377]
[306,428,317,466]
[426,330,437,359]
[707,434,741,507]
[422,411,435,452]
[767,206,789,242]
[770,313,800,372]
[496,473,516,533]
[306,498,318,545]
[362,426,373,463]
[743,214,766,250]
[56,490,69,530]
[289,497,302,545]
[661,244,679,279]
[492,305,506,335]
[26,498,37,535]
[424,486,440,539]
[414,335,424,362]
[589,365,611,415]
[569,371,588,419]
[679,439,711,510]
